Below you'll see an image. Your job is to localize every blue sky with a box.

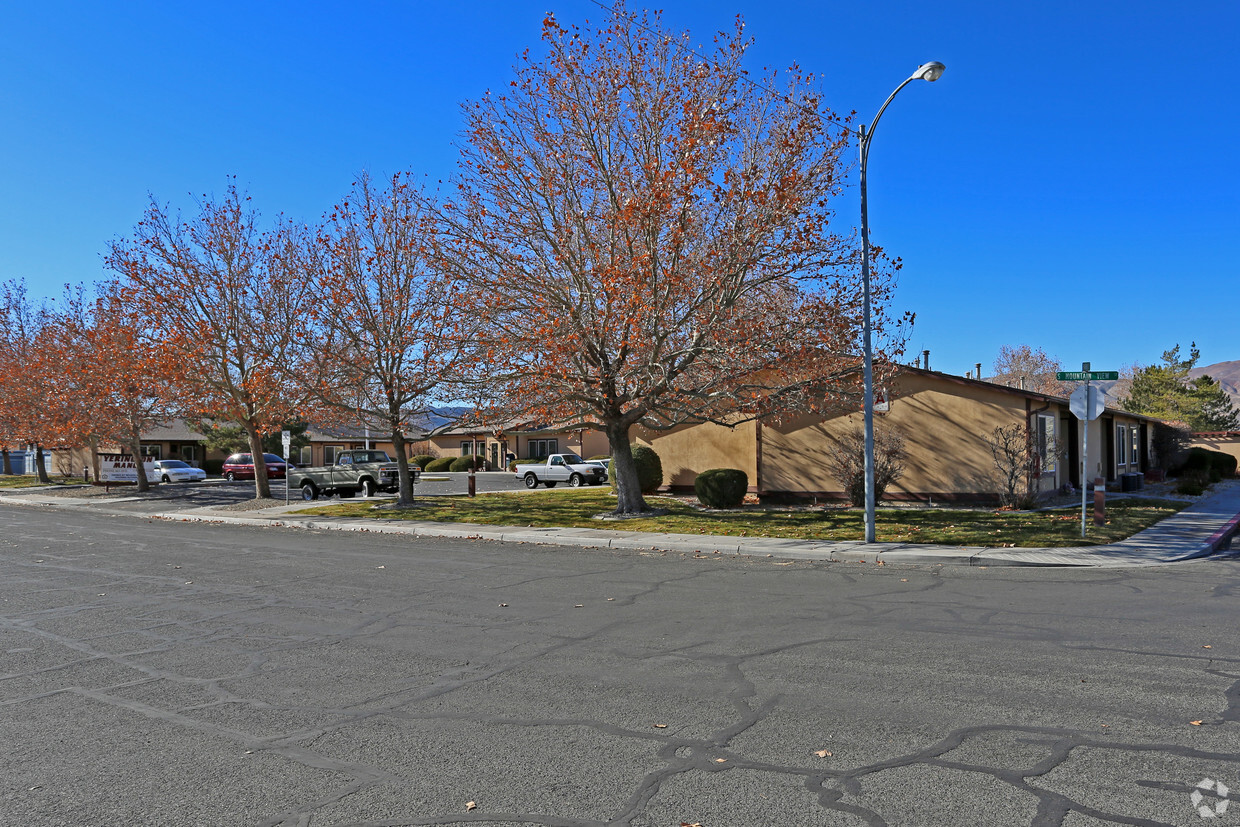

[2,0,1236,377]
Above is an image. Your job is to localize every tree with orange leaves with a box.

[106,183,315,499]
[295,172,478,504]
[0,279,77,482]
[436,6,906,513]
[57,282,181,491]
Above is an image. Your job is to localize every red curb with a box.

[1204,512,1240,551]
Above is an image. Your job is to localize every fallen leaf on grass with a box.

[813,749,833,757]
[466,801,477,810]
[653,723,668,729]
[714,758,727,763]
[1191,720,1204,726]
[1203,645,1212,649]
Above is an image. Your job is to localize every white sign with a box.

[1069,385,1106,421]
[874,388,890,413]
[99,453,156,483]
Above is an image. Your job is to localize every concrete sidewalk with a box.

[4,482,1239,567]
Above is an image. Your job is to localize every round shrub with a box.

[449,455,489,472]
[694,468,748,509]
[424,456,455,472]
[410,454,435,470]
[609,446,663,494]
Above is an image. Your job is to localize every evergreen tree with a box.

[1122,343,1240,431]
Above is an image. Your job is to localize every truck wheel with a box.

[544,481,557,488]
[568,473,583,487]
[301,483,318,501]
[361,478,377,497]
[524,474,539,489]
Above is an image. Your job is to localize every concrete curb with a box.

[5,484,1239,568]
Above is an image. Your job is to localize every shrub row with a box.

[1181,447,1237,480]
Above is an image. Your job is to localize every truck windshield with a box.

[561,453,584,464]
[346,451,390,464]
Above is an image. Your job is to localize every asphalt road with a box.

[2,502,1239,826]
[74,471,534,513]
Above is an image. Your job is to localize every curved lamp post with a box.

[859,61,945,543]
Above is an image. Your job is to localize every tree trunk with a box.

[128,430,150,492]
[391,428,414,505]
[606,421,648,515]
[33,442,50,483]
[89,436,101,482]
[247,424,272,499]
[2,448,11,476]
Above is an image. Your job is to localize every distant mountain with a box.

[1188,359,1240,413]
[413,406,472,430]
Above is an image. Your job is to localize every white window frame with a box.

[1036,414,1057,473]
[1116,425,1128,467]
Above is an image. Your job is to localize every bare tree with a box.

[107,183,314,499]
[299,173,478,504]
[435,6,906,513]
[826,426,907,507]
[990,345,1070,396]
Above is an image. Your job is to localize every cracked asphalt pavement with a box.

[2,502,1239,826]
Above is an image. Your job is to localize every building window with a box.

[461,440,483,456]
[180,445,197,463]
[1036,414,1057,473]
[528,438,558,458]
[1115,425,1129,466]
[298,446,312,466]
[325,445,343,465]
[1132,427,1141,468]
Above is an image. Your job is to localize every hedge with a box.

[410,454,436,470]
[449,455,489,472]
[424,457,455,472]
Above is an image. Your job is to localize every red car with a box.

[222,453,290,481]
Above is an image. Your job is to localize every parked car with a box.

[291,449,405,500]
[221,452,290,481]
[584,458,610,481]
[513,453,607,488]
[151,459,207,483]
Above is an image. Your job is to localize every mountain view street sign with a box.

[1057,371,1119,381]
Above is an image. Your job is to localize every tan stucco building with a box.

[632,367,1162,503]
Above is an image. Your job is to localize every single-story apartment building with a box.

[631,366,1165,502]
[427,419,610,468]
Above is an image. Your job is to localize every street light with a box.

[859,61,945,544]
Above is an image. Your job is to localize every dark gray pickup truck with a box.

[291,450,412,500]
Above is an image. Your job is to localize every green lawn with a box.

[0,475,81,489]
[295,489,1188,547]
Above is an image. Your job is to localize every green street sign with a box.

[1057,371,1119,381]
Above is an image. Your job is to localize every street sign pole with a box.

[1080,367,1089,539]
[282,430,291,506]
[1064,364,1112,539]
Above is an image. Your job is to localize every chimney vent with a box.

[922,350,930,370]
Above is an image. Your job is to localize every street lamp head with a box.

[912,61,946,82]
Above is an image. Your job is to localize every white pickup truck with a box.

[514,453,607,489]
